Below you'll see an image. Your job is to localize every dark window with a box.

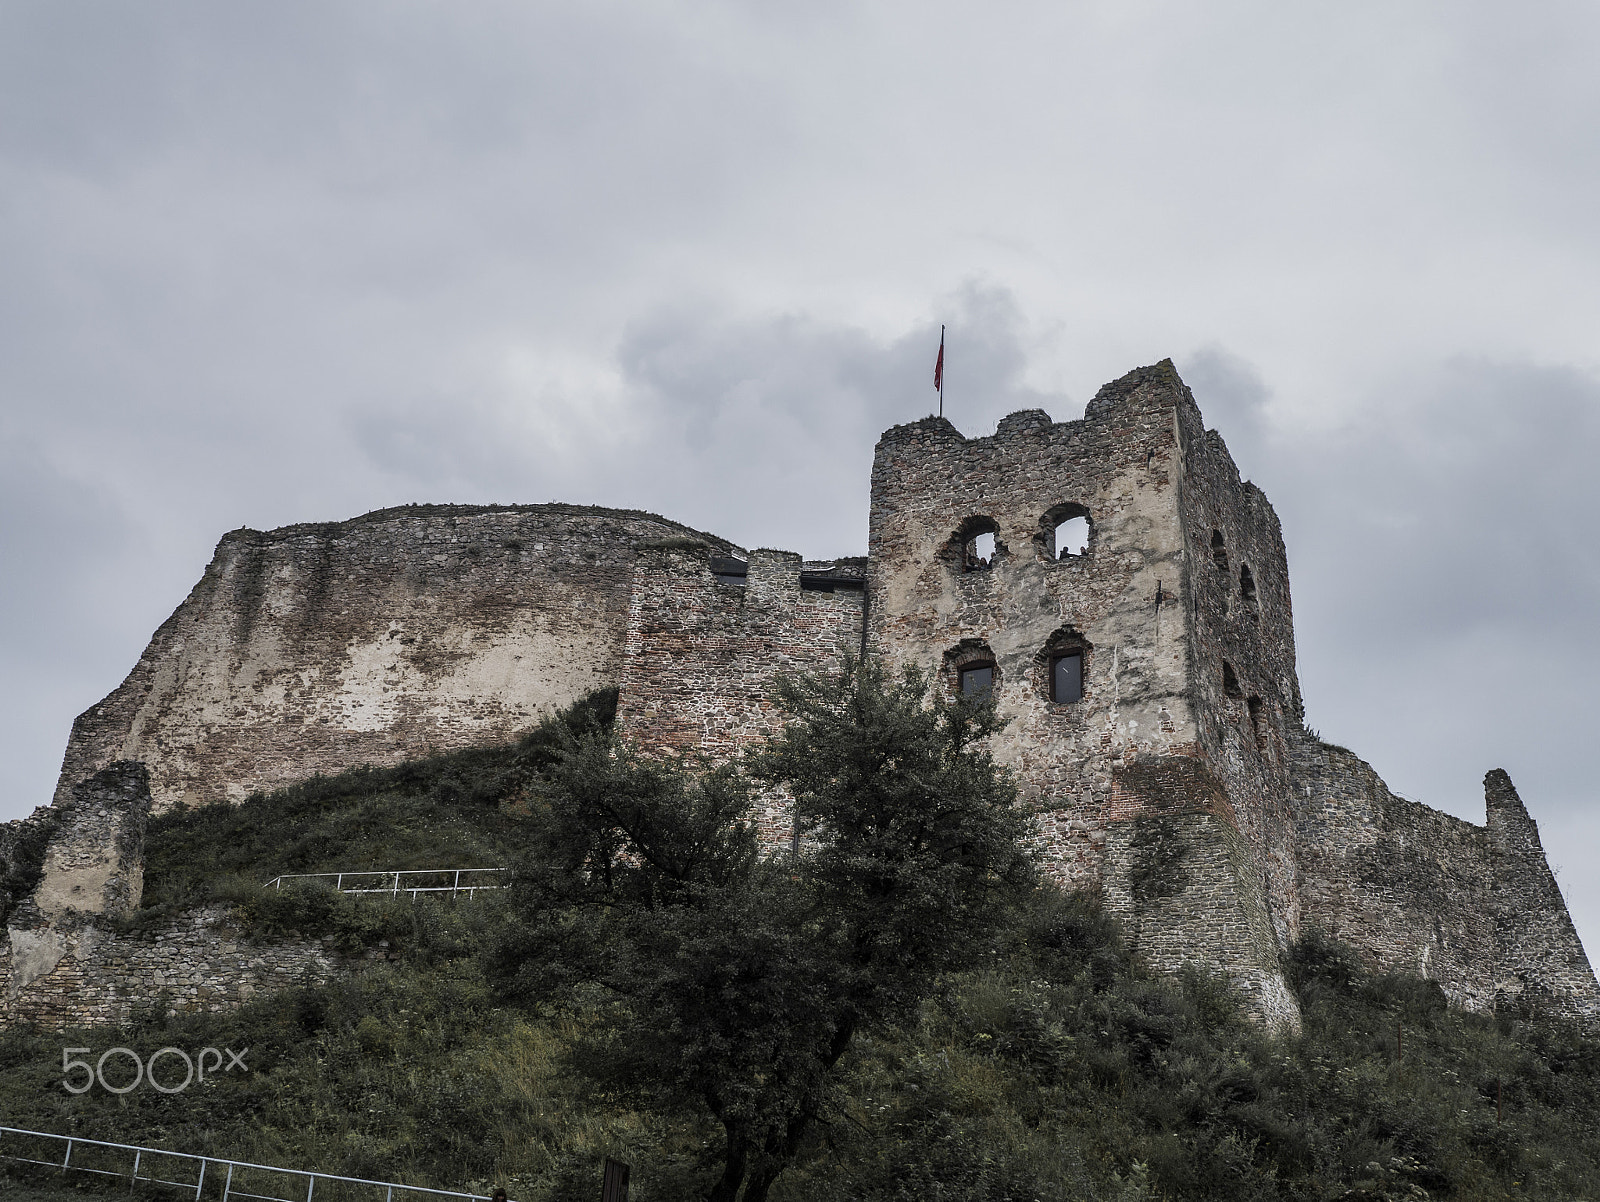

[1222,660,1243,698]
[711,556,748,586]
[1240,564,1258,617]
[1051,653,1083,703]
[1248,695,1265,741]
[1211,529,1229,572]
[960,664,995,697]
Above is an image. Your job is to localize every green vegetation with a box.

[494,659,1034,1201]
[3,680,1598,1201]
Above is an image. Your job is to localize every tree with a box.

[494,656,1035,1201]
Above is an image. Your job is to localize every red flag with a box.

[933,326,945,392]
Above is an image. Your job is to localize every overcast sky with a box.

[3,2,1599,957]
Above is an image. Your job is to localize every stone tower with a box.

[867,361,1304,1026]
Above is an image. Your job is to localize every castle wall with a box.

[1288,736,1498,1011]
[1,905,338,1029]
[55,504,737,814]
[865,364,1301,1027]
[1174,398,1305,952]
[1485,769,1600,1020]
[616,545,866,849]
[1287,740,1600,1021]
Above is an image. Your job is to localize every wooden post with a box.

[601,1158,630,1202]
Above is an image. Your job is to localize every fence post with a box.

[132,1148,142,1188]
[63,1138,73,1170]
[196,1157,208,1200]
[307,1172,316,1202]
[601,1158,630,1202]
[223,1162,234,1202]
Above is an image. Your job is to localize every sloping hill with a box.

[4,690,1599,1201]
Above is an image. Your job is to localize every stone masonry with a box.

[14,359,1596,1032]
[56,504,738,813]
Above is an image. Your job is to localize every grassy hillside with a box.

[4,693,1598,1201]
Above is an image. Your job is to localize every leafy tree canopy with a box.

[494,656,1036,1201]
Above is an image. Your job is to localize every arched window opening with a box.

[1038,502,1092,561]
[1211,529,1229,573]
[1222,660,1243,699]
[948,517,1002,573]
[1055,516,1090,559]
[945,640,999,698]
[1239,564,1259,619]
[1036,627,1089,705]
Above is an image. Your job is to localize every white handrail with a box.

[0,1125,516,1202]
[262,869,507,900]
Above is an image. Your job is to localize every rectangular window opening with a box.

[959,664,995,697]
[1051,653,1083,703]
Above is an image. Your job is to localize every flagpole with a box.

[938,325,945,419]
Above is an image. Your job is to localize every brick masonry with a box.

[11,360,1596,1032]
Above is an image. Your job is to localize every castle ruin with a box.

[7,360,1596,1031]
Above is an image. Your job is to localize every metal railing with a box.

[0,1126,516,1202]
[262,868,506,900]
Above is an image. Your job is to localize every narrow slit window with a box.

[1211,529,1229,572]
[971,531,995,567]
[1222,660,1243,698]
[1055,516,1089,559]
[1248,695,1265,741]
[1051,653,1083,703]
[1240,564,1258,617]
[960,663,995,697]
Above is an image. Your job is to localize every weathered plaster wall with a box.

[56,504,737,814]
[617,545,865,849]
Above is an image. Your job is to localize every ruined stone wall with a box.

[865,363,1299,1027]
[866,377,1192,883]
[1287,739,1600,1021]
[0,906,338,1029]
[1288,735,1498,1012]
[1174,394,1305,952]
[616,545,865,850]
[1485,769,1600,1020]
[56,504,737,814]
